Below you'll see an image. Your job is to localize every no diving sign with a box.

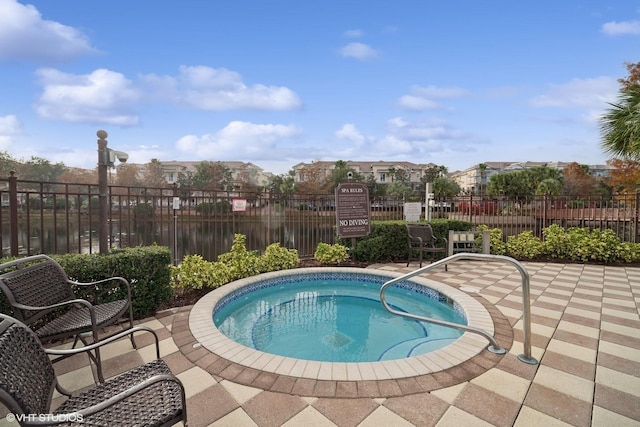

[335,182,371,238]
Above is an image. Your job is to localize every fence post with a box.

[631,191,640,243]
[8,171,18,257]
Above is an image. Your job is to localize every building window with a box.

[379,173,386,182]
[167,172,174,183]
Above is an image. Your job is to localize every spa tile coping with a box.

[189,267,497,382]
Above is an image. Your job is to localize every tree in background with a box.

[433,176,461,197]
[323,160,363,191]
[142,159,168,188]
[266,171,295,196]
[175,169,195,200]
[58,168,97,185]
[192,161,234,192]
[561,162,596,195]
[488,167,561,199]
[234,165,262,193]
[421,165,440,184]
[365,174,383,201]
[114,163,140,187]
[536,178,563,196]
[296,162,326,194]
[17,156,67,182]
[600,62,640,160]
[606,158,640,193]
[0,151,19,177]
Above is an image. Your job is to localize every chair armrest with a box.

[73,374,185,423]
[25,374,185,426]
[70,276,130,291]
[70,276,132,304]
[45,326,160,360]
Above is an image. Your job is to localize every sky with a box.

[0,1,638,176]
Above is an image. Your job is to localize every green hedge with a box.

[341,219,473,263]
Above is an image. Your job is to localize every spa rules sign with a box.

[335,182,371,238]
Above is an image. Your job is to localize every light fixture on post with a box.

[97,130,129,254]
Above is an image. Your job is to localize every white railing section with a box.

[380,253,538,364]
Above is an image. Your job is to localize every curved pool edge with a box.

[189,267,497,382]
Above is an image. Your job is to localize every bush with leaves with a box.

[170,234,299,292]
[259,242,300,272]
[314,242,350,264]
[542,224,569,259]
[617,242,640,263]
[505,230,544,259]
[170,254,216,291]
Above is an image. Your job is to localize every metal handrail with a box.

[380,253,538,364]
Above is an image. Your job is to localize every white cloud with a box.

[335,123,368,147]
[340,42,378,60]
[601,20,640,36]
[344,29,364,38]
[529,76,618,122]
[0,114,21,150]
[0,115,20,134]
[140,65,302,111]
[397,95,440,110]
[0,0,97,62]
[33,68,140,125]
[327,117,472,161]
[176,121,301,159]
[397,85,468,111]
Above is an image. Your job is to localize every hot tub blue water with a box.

[213,273,466,363]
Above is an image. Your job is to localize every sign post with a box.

[335,182,371,241]
[172,197,180,265]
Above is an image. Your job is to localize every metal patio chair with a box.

[0,254,135,383]
[406,223,448,269]
[0,313,187,426]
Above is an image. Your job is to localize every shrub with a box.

[617,242,640,263]
[542,224,568,259]
[170,254,215,291]
[259,243,300,272]
[170,234,300,292]
[350,236,389,262]
[314,242,350,264]
[217,234,262,280]
[505,231,544,259]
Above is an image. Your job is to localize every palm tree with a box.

[600,84,640,160]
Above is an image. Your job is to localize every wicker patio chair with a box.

[406,223,448,270]
[0,313,187,426]
[0,254,135,383]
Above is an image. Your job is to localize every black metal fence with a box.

[1,173,638,263]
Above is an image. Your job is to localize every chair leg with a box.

[78,333,106,383]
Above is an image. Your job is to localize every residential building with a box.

[157,160,274,189]
[290,160,438,187]
[451,161,614,194]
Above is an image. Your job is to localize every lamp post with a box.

[97,130,129,254]
[97,130,109,254]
